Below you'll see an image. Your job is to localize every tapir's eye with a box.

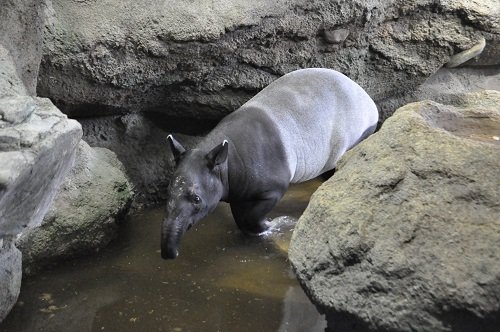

[191,194,201,204]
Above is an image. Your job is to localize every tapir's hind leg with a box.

[230,190,285,235]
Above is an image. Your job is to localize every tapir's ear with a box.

[206,140,229,169]
[167,134,186,164]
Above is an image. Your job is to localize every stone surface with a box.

[0,240,21,322]
[382,66,500,116]
[38,0,499,120]
[289,91,500,332]
[80,113,206,205]
[0,95,36,128]
[0,97,82,236]
[0,45,28,97]
[0,0,46,95]
[17,141,133,275]
[0,0,82,322]
[0,95,81,321]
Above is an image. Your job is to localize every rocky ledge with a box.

[39,0,499,120]
[289,90,500,332]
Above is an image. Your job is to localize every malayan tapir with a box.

[161,68,378,259]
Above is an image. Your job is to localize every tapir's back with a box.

[240,68,378,183]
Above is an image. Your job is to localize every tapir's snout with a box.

[161,217,183,260]
[161,245,179,260]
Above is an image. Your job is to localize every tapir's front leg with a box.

[230,190,285,235]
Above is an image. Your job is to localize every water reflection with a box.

[2,180,326,332]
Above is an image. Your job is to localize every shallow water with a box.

[2,180,326,332]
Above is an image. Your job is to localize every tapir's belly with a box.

[241,68,378,183]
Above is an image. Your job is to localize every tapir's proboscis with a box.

[161,68,378,259]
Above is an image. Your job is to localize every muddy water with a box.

[2,180,326,332]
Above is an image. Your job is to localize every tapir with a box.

[161,68,378,259]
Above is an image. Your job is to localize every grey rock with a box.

[0,0,83,323]
[17,141,133,275]
[0,95,36,128]
[80,113,205,205]
[379,66,500,120]
[0,0,46,95]
[38,0,499,120]
[0,46,27,97]
[0,239,21,322]
[323,29,350,44]
[0,97,82,236]
[289,91,500,332]
[466,39,500,66]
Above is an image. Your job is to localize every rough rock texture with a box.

[76,65,500,206]
[0,78,81,323]
[0,240,21,323]
[0,0,46,95]
[0,0,82,322]
[80,113,206,205]
[383,66,500,116]
[17,141,133,275]
[34,0,500,205]
[412,67,500,103]
[38,0,500,120]
[0,97,82,236]
[289,91,500,332]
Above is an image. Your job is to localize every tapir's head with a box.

[161,135,228,259]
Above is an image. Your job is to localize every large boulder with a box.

[0,92,81,323]
[0,96,82,236]
[17,141,133,275]
[289,91,500,331]
[38,0,499,120]
[0,0,82,322]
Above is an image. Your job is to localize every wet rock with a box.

[17,141,133,275]
[0,240,21,322]
[38,0,499,120]
[289,91,500,332]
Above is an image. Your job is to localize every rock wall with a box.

[0,0,46,95]
[31,0,500,205]
[289,91,500,331]
[38,0,500,120]
[80,113,205,205]
[0,0,82,322]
